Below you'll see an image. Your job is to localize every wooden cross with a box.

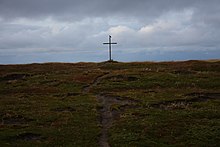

[103,35,117,61]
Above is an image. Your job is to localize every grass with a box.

[0,60,219,146]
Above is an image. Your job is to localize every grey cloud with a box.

[0,0,219,63]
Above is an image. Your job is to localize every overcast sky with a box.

[0,0,220,64]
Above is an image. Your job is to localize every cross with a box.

[103,35,117,61]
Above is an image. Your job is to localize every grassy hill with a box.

[0,60,219,146]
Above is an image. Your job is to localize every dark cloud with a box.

[1,0,219,26]
[0,0,211,20]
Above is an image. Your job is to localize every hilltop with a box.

[0,60,219,146]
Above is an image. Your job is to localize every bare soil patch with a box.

[54,92,81,98]
[105,75,139,82]
[0,74,31,81]
[12,133,43,141]
[1,115,34,125]
[151,92,220,110]
[185,92,220,100]
[171,70,196,75]
[51,106,76,112]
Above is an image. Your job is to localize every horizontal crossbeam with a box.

[103,43,117,44]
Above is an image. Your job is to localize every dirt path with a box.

[97,94,135,147]
[82,72,109,93]
[82,73,111,147]
[97,95,111,147]
[82,73,135,147]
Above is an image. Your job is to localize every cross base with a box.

[107,59,118,63]
[102,60,118,64]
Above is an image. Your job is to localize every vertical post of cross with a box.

[109,35,111,61]
[103,35,117,61]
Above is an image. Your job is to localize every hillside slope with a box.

[0,61,219,146]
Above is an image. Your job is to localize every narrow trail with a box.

[82,72,136,147]
[97,94,135,147]
[82,72,111,147]
[97,95,112,147]
[82,72,109,93]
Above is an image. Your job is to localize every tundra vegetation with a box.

[0,60,219,146]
